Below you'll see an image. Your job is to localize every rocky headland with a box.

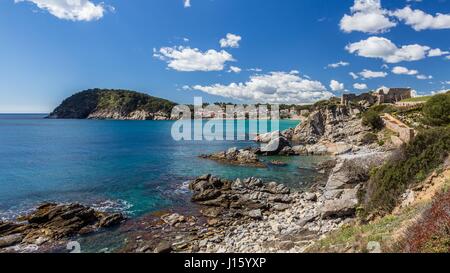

[47,89,177,120]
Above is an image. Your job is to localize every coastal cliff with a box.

[48,89,177,120]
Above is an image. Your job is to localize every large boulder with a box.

[260,137,290,155]
[325,152,388,190]
[321,188,359,219]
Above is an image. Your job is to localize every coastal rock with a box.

[270,160,288,167]
[200,148,265,168]
[154,241,173,253]
[161,213,186,226]
[98,213,125,228]
[0,234,23,248]
[304,193,318,202]
[325,152,388,190]
[292,105,369,148]
[321,188,359,219]
[189,175,292,221]
[260,137,290,156]
[255,131,280,143]
[266,182,290,195]
[0,203,125,249]
[247,209,263,220]
[291,145,308,155]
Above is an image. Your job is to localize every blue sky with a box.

[0,0,449,112]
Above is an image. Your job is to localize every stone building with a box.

[341,87,412,106]
[374,87,412,104]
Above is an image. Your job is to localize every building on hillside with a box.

[341,87,412,106]
[374,87,412,104]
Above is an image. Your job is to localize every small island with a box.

[47,89,177,120]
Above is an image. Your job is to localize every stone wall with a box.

[382,113,415,143]
[395,101,425,108]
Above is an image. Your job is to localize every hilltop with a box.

[48,89,177,120]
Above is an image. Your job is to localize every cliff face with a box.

[48,89,177,120]
[292,105,366,145]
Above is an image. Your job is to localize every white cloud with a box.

[349,72,359,80]
[346,36,431,63]
[353,83,368,90]
[154,46,234,72]
[431,89,449,95]
[248,68,263,72]
[184,0,191,8]
[392,6,450,31]
[417,74,433,80]
[191,71,333,104]
[327,61,350,68]
[220,33,242,48]
[15,0,107,21]
[330,80,345,91]
[359,69,387,78]
[392,66,418,75]
[228,66,241,73]
[428,48,450,57]
[340,0,396,33]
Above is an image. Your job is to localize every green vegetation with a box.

[49,89,177,119]
[370,104,397,114]
[362,110,384,130]
[361,132,378,145]
[363,127,450,215]
[313,97,341,109]
[422,93,450,126]
[398,185,450,253]
[400,96,433,103]
[308,206,423,253]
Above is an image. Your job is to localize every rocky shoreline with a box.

[117,104,393,253]
[0,203,125,252]
[0,147,389,253]
[1,103,397,253]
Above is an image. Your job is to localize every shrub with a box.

[362,110,384,131]
[422,93,450,126]
[400,190,450,253]
[363,127,450,215]
[361,133,378,145]
[370,104,397,114]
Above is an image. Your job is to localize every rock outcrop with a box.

[200,148,266,168]
[325,152,389,191]
[0,203,125,251]
[189,175,292,222]
[292,105,369,149]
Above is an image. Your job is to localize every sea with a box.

[0,114,328,222]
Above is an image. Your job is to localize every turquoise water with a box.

[0,114,326,219]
